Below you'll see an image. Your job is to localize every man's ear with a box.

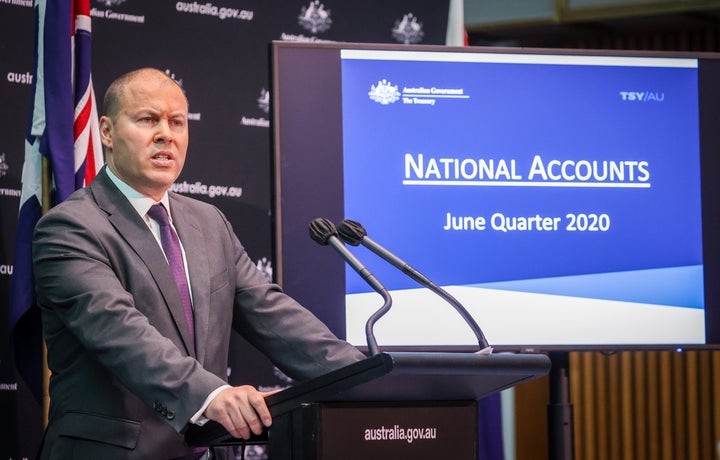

[99,116,113,149]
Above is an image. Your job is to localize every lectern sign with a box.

[317,402,477,459]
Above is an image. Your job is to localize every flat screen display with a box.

[271,41,720,351]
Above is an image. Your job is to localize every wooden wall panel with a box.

[570,351,720,460]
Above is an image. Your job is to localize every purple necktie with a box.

[148,204,195,341]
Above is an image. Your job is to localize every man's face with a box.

[100,72,189,201]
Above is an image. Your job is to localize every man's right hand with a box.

[204,385,278,439]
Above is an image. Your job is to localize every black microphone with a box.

[308,218,390,356]
[337,219,491,352]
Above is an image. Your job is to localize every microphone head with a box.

[337,219,367,246]
[308,218,337,246]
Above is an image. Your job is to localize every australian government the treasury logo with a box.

[0,152,22,201]
[0,153,9,178]
[392,13,424,44]
[281,1,334,42]
[91,0,145,23]
[255,256,273,283]
[257,88,270,114]
[298,0,332,34]
[368,80,401,105]
[369,80,470,107]
[240,87,270,128]
[164,69,202,121]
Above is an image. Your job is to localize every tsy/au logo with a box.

[619,91,665,102]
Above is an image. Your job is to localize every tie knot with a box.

[148,203,170,227]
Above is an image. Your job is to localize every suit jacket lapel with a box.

[90,169,196,357]
[168,196,211,364]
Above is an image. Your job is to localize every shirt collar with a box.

[106,166,172,222]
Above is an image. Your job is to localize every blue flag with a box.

[10,0,103,403]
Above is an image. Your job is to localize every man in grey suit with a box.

[32,67,365,459]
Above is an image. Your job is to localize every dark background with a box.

[5,1,720,459]
[0,1,450,458]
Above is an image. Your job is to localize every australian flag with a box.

[10,0,103,403]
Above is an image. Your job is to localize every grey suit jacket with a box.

[32,168,364,459]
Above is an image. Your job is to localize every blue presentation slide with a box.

[339,50,705,347]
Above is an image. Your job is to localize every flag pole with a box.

[41,156,52,427]
[40,156,51,214]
